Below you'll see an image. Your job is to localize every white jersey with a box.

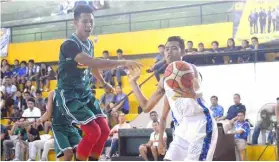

[164,82,218,161]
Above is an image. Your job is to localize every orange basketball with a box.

[164,61,195,91]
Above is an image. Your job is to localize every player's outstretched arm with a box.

[129,70,165,113]
[39,91,54,123]
[158,96,170,155]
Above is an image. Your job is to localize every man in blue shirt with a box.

[210,96,224,120]
[112,86,130,114]
[230,111,250,161]
[217,94,246,133]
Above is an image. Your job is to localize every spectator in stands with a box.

[0,91,5,116]
[3,122,27,161]
[100,88,115,113]
[139,121,167,161]
[147,45,167,82]
[103,113,131,159]
[115,49,127,87]
[28,133,52,161]
[251,37,266,61]
[225,38,238,52]
[2,64,13,78]
[210,41,221,53]
[0,76,17,99]
[146,111,159,128]
[39,138,54,161]
[58,0,71,15]
[252,103,276,144]
[27,59,40,90]
[102,50,115,86]
[217,94,246,133]
[24,80,36,97]
[210,41,224,64]
[39,63,56,92]
[111,86,130,114]
[230,111,250,161]
[210,96,224,120]
[35,90,46,114]
[16,61,28,87]
[240,40,252,51]
[197,42,205,53]
[1,124,10,154]
[108,110,119,129]
[14,90,24,111]
[185,41,197,54]
[4,98,15,118]
[238,40,253,63]
[22,91,32,109]
[7,106,21,130]
[1,59,8,68]
[21,98,41,123]
[12,59,20,76]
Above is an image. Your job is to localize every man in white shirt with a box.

[146,111,160,128]
[0,76,17,99]
[139,121,167,161]
[22,98,41,123]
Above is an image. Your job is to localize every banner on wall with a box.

[1,28,11,57]
[234,0,279,44]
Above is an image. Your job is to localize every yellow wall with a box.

[4,22,233,63]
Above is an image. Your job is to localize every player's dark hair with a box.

[276,97,279,101]
[103,50,109,54]
[211,41,219,46]
[20,61,27,65]
[238,110,245,116]
[158,44,165,48]
[28,59,35,64]
[167,36,185,51]
[27,98,35,103]
[74,4,93,20]
[117,49,123,54]
[234,93,241,99]
[153,120,159,124]
[211,96,218,101]
[35,89,42,95]
[251,37,258,42]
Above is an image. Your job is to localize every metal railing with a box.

[4,1,238,43]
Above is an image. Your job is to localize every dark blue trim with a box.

[197,98,213,161]
[171,111,179,127]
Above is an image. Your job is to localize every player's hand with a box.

[128,67,141,83]
[36,118,43,126]
[173,88,196,99]
[124,60,142,71]
[158,141,166,155]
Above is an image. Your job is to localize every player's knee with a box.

[63,149,74,161]
[139,145,146,151]
[151,145,157,151]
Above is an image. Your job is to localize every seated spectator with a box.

[147,45,167,82]
[4,98,15,118]
[185,41,197,54]
[252,103,276,144]
[16,61,28,87]
[28,134,52,161]
[251,37,265,61]
[210,96,224,120]
[39,138,54,161]
[238,40,253,63]
[102,50,115,86]
[3,122,27,161]
[100,88,115,113]
[217,94,246,133]
[12,59,20,77]
[7,106,21,130]
[14,90,24,111]
[22,91,32,110]
[58,0,71,15]
[0,76,17,99]
[108,110,119,129]
[114,49,127,87]
[0,91,5,116]
[210,41,224,64]
[2,64,13,78]
[146,111,160,128]
[230,111,250,161]
[103,113,131,158]
[1,124,10,155]
[1,59,8,69]
[24,80,36,97]
[111,86,130,114]
[197,42,205,53]
[35,90,46,114]
[39,63,56,92]
[225,38,239,52]
[27,59,40,90]
[139,121,167,161]
[21,98,41,124]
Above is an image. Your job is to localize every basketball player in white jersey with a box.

[158,65,218,161]
[129,36,218,160]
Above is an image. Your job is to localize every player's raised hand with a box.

[128,67,141,83]
[123,60,142,71]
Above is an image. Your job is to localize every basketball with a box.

[164,61,195,91]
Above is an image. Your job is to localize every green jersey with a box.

[57,33,93,90]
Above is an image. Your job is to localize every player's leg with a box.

[164,135,188,161]
[76,120,102,160]
[88,117,110,160]
[139,144,149,161]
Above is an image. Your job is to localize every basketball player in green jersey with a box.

[38,91,81,160]
[56,4,141,161]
